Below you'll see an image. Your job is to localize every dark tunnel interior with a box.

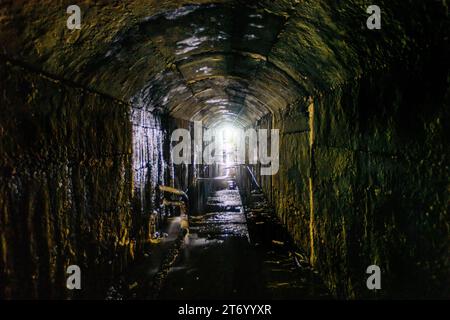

[0,0,449,300]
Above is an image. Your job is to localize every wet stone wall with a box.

[0,61,134,299]
[130,105,195,243]
[311,76,448,299]
[131,107,169,247]
[258,72,449,299]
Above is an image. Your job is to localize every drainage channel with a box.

[242,188,331,299]
[157,181,330,299]
[107,179,330,299]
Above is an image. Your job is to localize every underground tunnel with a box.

[0,0,449,301]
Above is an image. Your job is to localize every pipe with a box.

[158,185,189,232]
[197,175,229,181]
[245,165,261,189]
[158,185,188,201]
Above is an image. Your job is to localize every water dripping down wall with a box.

[131,104,175,244]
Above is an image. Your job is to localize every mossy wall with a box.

[0,61,136,299]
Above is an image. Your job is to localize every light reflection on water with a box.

[188,189,249,243]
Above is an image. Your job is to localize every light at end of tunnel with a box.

[217,123,240,142]
[214,123,241,166]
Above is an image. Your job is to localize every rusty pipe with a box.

[159,185,189,232]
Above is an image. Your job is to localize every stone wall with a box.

[256,70,449,298]
[250,0,450,299]
[130,107,192,248]
[0,60,195,298]
[0,61,135,299]
[131,107,170,248]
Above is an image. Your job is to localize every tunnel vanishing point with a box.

[0,0,449,300]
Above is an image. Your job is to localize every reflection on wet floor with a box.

[157,185,330,300]
[158,188,257,299]
[189,212,249,239]
[190,189,247,239]
[206,189,243,211]
[107,180,330,300]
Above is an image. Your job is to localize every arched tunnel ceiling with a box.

[1,0,411,127]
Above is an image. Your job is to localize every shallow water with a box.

[157,184,330,299]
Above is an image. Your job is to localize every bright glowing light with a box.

[214,123,241,166]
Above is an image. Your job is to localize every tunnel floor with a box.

[111,180,331,300]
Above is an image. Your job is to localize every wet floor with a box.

[157,184,330,300]
[158,188,262,299]
[107,180,330,300]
